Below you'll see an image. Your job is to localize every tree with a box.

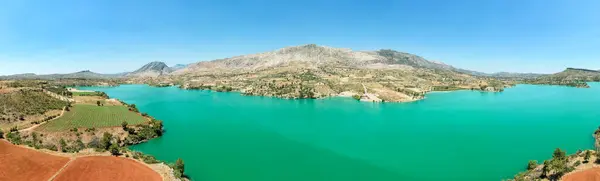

[553,148,566,160]
[101,132,113,150]
[121,121,128,131]
[174,158,185,178]
[96,101,101,106]
[541,160,550,178]
[527,160,538,170]
[128,104,139,112]
[109,144,120,156]
[59,138,68,152]
[585,150,592,163]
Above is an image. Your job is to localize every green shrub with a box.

[173,158,185,178]
[59,139,68,152]
[6,131,22,144]
[142,154,160,164]
[109,144,120,156]
[527,160,537,170]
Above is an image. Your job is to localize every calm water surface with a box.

[80,83,600,181]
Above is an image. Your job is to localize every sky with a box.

[0,0,599,75]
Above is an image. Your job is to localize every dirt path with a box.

[48,158,75,181]
[20,107,65,132]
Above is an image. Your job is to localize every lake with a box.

[80,83,600,181]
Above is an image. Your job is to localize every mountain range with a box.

[163,44,517,101]
[1,44,598,100]
[0,63,187,80]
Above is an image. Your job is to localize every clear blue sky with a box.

[1,0,599,75]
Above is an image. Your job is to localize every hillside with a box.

[127,61,173,78]
[167,44,511,102]
[0,88,66,123]
[524,68,600,87]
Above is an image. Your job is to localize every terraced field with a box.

[38,105,148,131]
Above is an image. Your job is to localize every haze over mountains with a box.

[0,63,185,80]
[1,44,597,80]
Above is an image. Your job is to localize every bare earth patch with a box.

[53,156,162,181]
[562,167,600,181]
[0,140,70,181]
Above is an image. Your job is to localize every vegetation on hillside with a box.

[523,68,600,88]
[0,89,66,122]
[512,148,575,181]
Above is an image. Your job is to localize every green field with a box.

[38,105,148,131]
[72,91,102,96]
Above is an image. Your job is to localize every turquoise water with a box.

[80,83,600,181]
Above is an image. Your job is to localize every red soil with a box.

[563,168,600,181]
[53,156,162,181]
[0,140,70,181]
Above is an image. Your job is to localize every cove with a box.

[79,83,600,181]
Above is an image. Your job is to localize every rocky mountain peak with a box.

[127,61,172,78]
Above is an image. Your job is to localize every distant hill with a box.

[0,70,125,80]
[126,62,173,78]
[524,68,600,87]
[545,68,600,80]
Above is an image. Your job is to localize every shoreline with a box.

[1,88,185,181]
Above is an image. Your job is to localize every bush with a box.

[527,160,537,170]
[121,121,128,131]
[6,131,22,144]
[173,158,185,178]
[59,139,68,152]
[109,144,120,156]
[128,104,139,112]
[101,132,113,150]
[352,95,361,100]
[142,154,160,164]
[595,151,600,164]
[132,151,143,159]
[131,151,161,164]
[585,150,592,163]
[0,129,4,139]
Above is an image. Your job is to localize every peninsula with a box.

[0,80,186,181]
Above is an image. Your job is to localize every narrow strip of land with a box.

[48,158,75,181]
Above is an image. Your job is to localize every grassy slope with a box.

[0,89,66,122]
[38,105,148,131]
